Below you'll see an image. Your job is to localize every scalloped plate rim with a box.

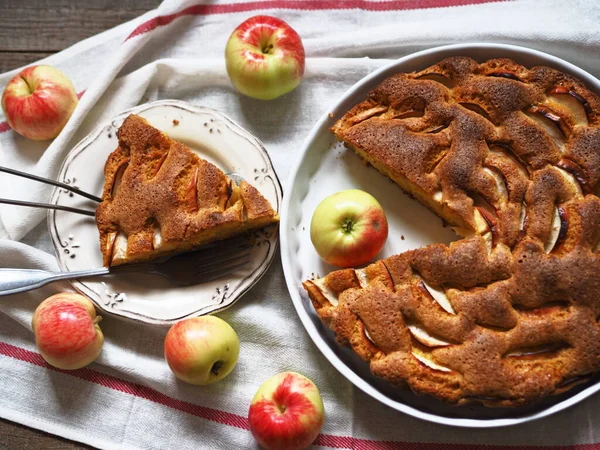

[48,99,282,325]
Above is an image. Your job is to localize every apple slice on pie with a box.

[95,114,279,267]
[303,56,600,406]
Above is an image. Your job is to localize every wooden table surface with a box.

[0,2,159,448]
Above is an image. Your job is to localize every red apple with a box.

[248,372,325,450]
[225,15,305,100]
[164,316,240,385]
[32,293,103,370]
[310,189,388,268]
[1,65,78,140]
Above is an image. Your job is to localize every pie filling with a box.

[304,56,600,406]
[95,115,279,267]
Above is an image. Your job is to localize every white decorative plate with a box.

[281,43,600,427]
[49,100,282,325]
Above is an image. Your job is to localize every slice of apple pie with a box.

[304,57,600,406]
[95,114,279,267]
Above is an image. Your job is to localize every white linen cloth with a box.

[1,0,600,448]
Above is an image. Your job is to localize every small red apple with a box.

[32,293,103,370]
[249,371,325,450]
[310,189,388,268]
[225,15,305,100]
[164,316,240,385]
[1,65,78,140]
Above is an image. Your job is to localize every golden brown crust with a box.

[95,114,279,267]
[304,57,600,406]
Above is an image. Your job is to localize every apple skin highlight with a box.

[310,189,389,268]
[225,15,305,100]
[249,372,325,450]
[1,65,78,140]
[32,293,104,370]
[164,316,240,385]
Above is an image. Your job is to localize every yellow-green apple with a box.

[1,65,78,140]
[310,189,388,268]
[32,293,103,370]
[164,316,240,385]
[225,15,305,100]
[248,372,325,450]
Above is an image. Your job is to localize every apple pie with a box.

[303,57,600,406]
[95,114,279,267]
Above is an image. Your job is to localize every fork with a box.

[0,238,252,297]
[0,165,247,216]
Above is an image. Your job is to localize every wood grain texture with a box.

[0,52,54,73]
[1,1,161,448]
[0,0,159,71]
[0,418,93,449]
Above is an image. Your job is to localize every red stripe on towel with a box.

[126,0,507,40]
[1,341,599,449]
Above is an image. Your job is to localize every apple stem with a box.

[93,315,103,325]
[262,43,274,54]
[341,217,355,234]
[20,76,33,94]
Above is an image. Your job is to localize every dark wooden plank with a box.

[0,0,159,53]
[0,52,54,73]
[0,418,92,449]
